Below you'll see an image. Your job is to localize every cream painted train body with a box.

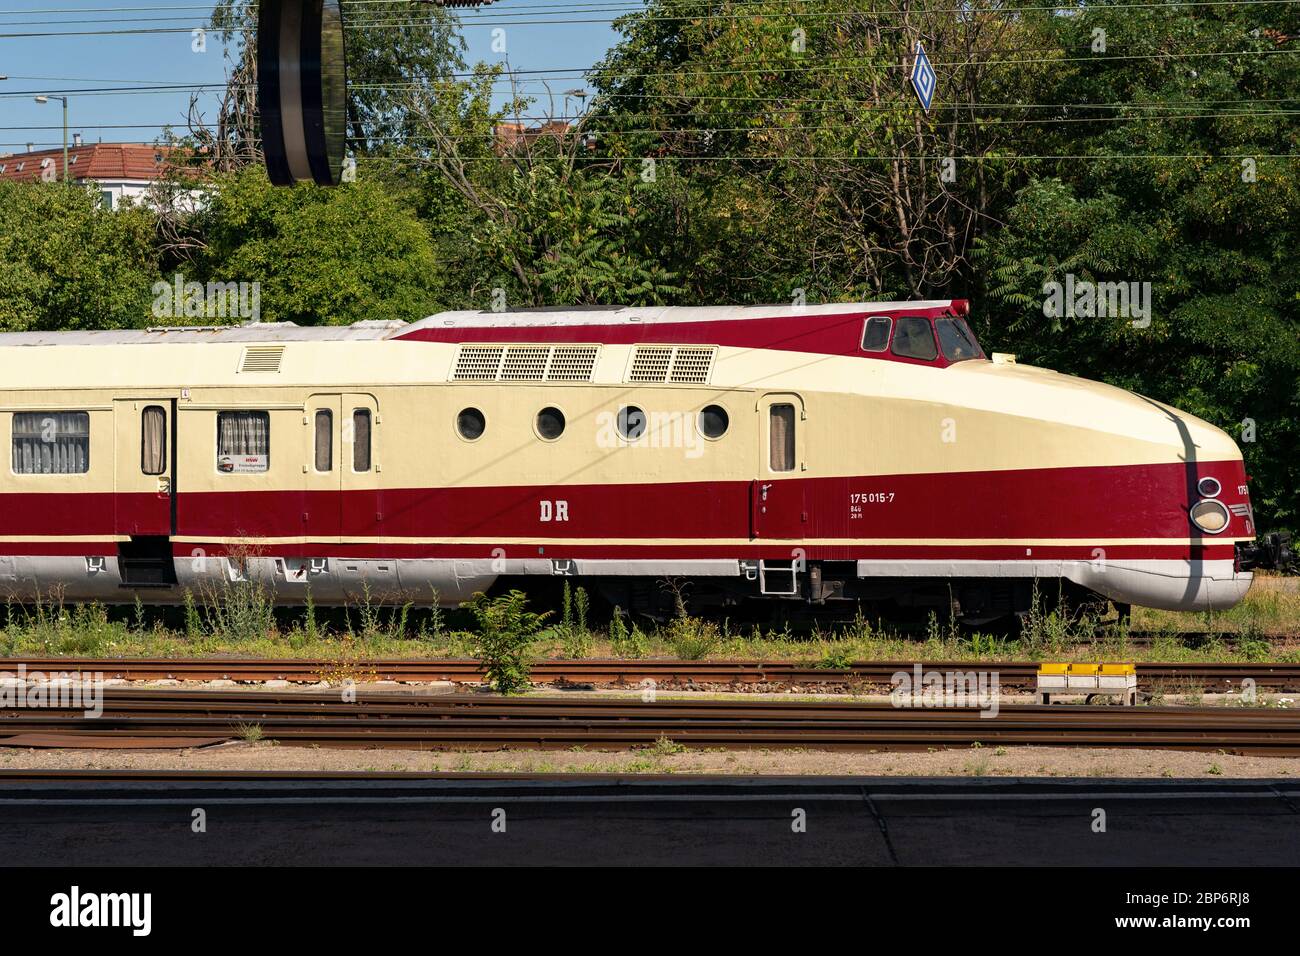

[0,300,1267,623]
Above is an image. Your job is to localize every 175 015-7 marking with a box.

[849,490,895,520]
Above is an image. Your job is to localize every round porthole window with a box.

[617,406,647,441]
[698,405,729,440]
[457,407,485,441]
[536,406,566,440]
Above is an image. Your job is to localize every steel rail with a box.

[4,656,1300,689]
[3,690,1300,755]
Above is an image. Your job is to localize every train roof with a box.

[0,301,960,347]
[0,320,406,347]
[399,301,957,334]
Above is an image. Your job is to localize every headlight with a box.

[1190,499,1230,534]
[1197,476,1222,498]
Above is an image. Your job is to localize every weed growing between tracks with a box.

[0,575,1296,667]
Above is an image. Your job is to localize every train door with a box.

[113,399,175,536]
[751,392,807,539]
[304,394,342,540]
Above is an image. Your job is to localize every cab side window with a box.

[861,316,892,352]
[891,316,939,361]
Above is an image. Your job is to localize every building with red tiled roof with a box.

[0,141,184,209]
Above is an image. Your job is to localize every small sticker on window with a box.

[218,454,268,474]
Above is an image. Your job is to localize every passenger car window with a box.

[536,406,566,440]
[861,316,892,352]
[457,407,486,441]
[891,316,938,361]
[217,411,270,473]
[617,406,646,441]
[12,411,89,474]
[314,410,333,472]
[936,317,983,362]
[352,409,372,471]
[699,405,729,439]
[769,404,795,472]
[141,405,166,475]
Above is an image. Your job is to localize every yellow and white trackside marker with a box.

[1037,662,1137,706]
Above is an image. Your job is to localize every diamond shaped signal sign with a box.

[910,41,936,112]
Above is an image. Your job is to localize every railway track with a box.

[4,688,1300,755]
[4,656,1300,690]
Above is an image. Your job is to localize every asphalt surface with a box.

[0,773,1297,866]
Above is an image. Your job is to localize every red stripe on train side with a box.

[158,460,1249,541]
[0,460,1250,556]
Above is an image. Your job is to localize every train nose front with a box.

[1068,392,1257,612]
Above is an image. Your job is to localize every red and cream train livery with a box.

[0,300,1274,622]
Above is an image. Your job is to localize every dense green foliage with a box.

[0,0,1295,531]
[193,171,443,324]
[0,182,158,330]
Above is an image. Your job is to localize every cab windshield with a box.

[935,317,984,362]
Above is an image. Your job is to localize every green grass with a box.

[0,573,1295,666]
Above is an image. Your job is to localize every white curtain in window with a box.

[12,412,89,474]
[141,406,166,475]
[769,404,795,472]
[218,411,270,461]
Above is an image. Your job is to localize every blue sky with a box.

[0,1,622,153]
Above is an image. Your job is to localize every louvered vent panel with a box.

[451,344,598,382]
[239,345,285,373]
[628,345,715,384]
[628,346,674,383]
[453,346,505,380]
[547,345,599,381]
[500,346,550,380]
[669,347,714,384]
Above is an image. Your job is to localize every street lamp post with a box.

[34,95,69,182]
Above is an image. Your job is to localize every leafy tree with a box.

[0,183,159,330]
[194,166,443,324]
[409,65,683,308]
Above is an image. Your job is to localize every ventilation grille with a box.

[628,345,715,384]
[239,345,285,373]
[451,344,599,382]
[499,346,550,380]
[669,346,715,384]
[453,346,505,380]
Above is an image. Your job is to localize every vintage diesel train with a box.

[0,299,1279,623]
